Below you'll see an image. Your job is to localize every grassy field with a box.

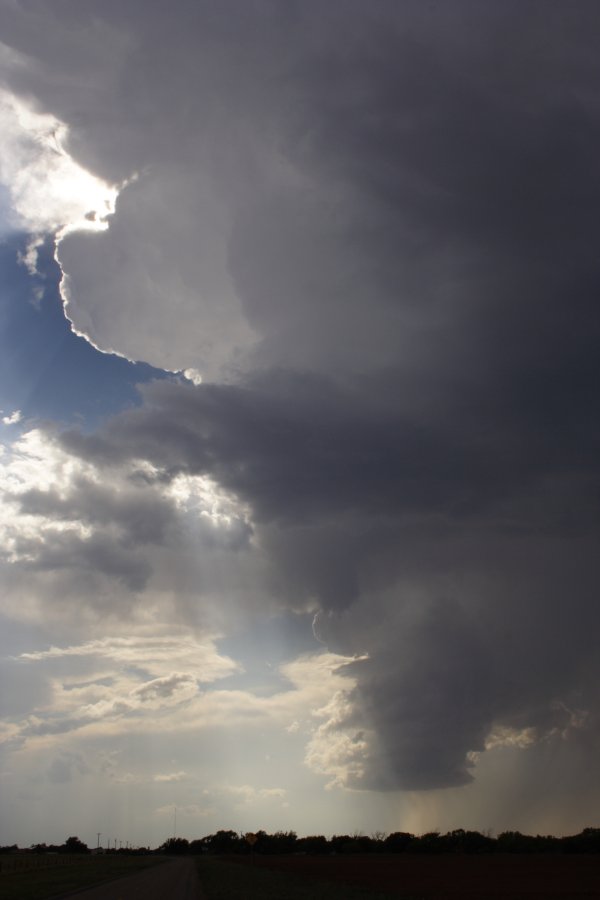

[1,856,397,900]
[203,853,600,899]
[195,856,399,900]
[0,855,165,900]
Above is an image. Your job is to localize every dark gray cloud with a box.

[2,0,600,802]
[60,366,600,535]
[56,363,600,789]
[10,476,176,545]
[17,528,152,592]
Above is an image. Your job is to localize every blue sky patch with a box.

[0,235,167,428]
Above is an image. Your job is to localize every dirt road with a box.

[59,858,203,900]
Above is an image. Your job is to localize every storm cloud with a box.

[1,0,599,828]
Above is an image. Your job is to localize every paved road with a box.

[59,858,204,900]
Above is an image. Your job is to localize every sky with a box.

[0,0,599,849]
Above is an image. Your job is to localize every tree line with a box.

[2,827,599,856]
[159,827,600,855]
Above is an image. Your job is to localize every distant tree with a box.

[250,830,268,853]
[371,831,387,852]
[297,835,329,854]
[497,831,523,852]
[445,829,495,853]
[204,830,243,854]
[188,838,205,854]
[412,832,444,853]
[531,834,559,853]
[579,827,600,852]
[62,837,89,854]
[561,828,600,853]
[384,831,414,853]
[496,831,550,853]
[160,837,189,855]
[330,834,352,854]
[342,833,376,853]
[255,830,297,854]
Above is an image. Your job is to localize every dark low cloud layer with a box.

[2,0,600,804]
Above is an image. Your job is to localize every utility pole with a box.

[97,833,101,850]
[174,805,177,838]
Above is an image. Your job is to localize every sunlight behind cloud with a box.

[167,472,250,531]
[0,88,118,243]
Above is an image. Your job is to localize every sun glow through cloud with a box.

[0,88,119,242]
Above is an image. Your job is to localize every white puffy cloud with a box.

[56,170,257,374]
[3,641,359,764]
[1,410,21,426]
[0,634,367,846]
[18,633,238,681]
[0,426,255,624]
[304,690,370,791]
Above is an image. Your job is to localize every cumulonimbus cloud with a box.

[0,0,599,811]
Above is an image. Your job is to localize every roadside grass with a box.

[0,855,165,900]
[195,856,400,900]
